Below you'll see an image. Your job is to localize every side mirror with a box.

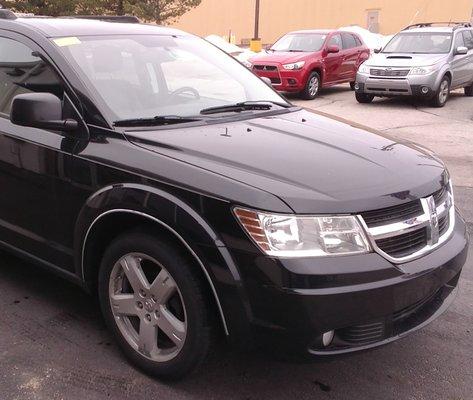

[373,47,382,54]
[326,45,340,54]
[10,93,78,132]
[455,46,468,55]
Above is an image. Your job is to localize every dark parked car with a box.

[0,14,468,380]
[249,29,370,99]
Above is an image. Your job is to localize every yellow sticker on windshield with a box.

[53,37,82,47]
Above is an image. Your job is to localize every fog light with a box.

[322,330,334,347]
[421,86,429,94]
[354,83,360,90]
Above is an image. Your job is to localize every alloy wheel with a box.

[308,75,319,97]
[108,253,187,362]
[438,80,449,105]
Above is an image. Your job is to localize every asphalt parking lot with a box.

[1,86,472,400]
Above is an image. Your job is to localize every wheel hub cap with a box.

[108,253,187,362]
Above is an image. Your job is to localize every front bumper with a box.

[233,210,468,355]
[252,66,306,92]
[356,70,439,97]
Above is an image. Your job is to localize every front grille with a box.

[361,200,423,227]
[338,322,385,345]
[370,68,410,77]
[376,227,427,258]
[253,65,277,71]
[438,214,449,235]
[269,77,281,84]
[360,185,453,261]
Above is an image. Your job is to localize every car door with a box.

[0,32,80,271]
[460,30,473,85]
[450,31,469,88]
[340,33,359,81]
[324,33,344,83]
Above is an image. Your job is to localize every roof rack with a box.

[0,9,17,20]
[70,15,140,23]
[403,22,472,31]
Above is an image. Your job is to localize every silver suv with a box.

[355,23,473,107]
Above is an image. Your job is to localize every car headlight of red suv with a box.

[282,61,306,70]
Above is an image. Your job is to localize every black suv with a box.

[0,14,468,379]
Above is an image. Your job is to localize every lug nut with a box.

[139,289,146,297]
[145,314,151,322]
[155,310,160,319]
[151,295,157,302]
[137,301,143,309]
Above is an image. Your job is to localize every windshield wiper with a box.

[200,101,290,116]
[114,115,201,127]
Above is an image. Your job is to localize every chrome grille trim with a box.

[370,68,410,77]
[358,182,455,264]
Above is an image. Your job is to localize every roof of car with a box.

[1,17,188,38]
[401,27,457,34]
[289,29,334,35]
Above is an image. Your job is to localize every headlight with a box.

[409,66,435,75]
[358,64,370,74]
[234,208,371,257]
[282,61,305,70]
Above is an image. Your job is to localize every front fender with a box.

[74,183,253,341]
[434,65,452,88]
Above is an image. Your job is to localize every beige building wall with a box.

[172,0,473,44]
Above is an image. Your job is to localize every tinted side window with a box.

[328,34,342,48]
[354,35,362,47]
[341,33,357,49]
[0,37,62,115]
[461,30,473,50]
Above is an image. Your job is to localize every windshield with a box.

[383,32,452,54]
[53,35,287,121]
[271,33,327,52]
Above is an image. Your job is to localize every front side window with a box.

[0,37,62,114]
[461,30,473,49]
[383,33,453,54]
[454,32,466,49]
[55,35,286,121]
[328,34,342,48]
[271,33,327,52]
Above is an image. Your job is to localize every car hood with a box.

[124,109,447,214]
[250,51,315,65]
[366,53,447,67]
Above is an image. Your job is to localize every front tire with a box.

[300,71,321,100]
[355,92,374,103]
[430,76,450,107]
[98,232,213,380]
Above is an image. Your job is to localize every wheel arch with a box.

[76,183,246,336]
[435,68,452,89]
[309,66,323,83]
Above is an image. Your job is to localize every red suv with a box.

[250,30,370,99]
